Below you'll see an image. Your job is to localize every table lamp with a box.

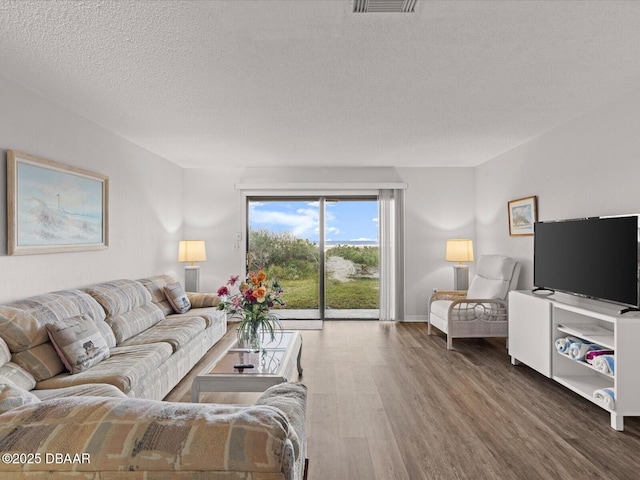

[445,238,474,290]
[178,240,207,292]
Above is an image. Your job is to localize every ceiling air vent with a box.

[353,0,417,13]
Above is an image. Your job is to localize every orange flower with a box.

[255,286,267,303]
[257,270,267,282]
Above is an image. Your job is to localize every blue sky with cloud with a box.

[249,199,378,244]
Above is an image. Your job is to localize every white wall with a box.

[0,75,184,303]
[475,87,640,290]
[399,167,476,320]
[182,167,246,294]
[183,166,476,320]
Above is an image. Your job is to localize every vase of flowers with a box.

[217,270,284,352]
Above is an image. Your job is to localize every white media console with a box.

[508,290,640,431]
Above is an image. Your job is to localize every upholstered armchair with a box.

[428,254,521,350]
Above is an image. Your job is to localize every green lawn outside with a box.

[273,277,379,309]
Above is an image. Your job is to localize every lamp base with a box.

[185,266,200,293]
[452,265,469,291]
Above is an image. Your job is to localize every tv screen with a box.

[534,215,639,308]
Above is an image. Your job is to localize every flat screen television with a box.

[534,215,640,309]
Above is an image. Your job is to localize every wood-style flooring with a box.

[165,321,640,480]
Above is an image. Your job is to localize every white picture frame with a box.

[7,150,109,255]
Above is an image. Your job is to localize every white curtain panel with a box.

[379,189,405,321]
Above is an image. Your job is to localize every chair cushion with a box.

[467,277,509,300]
[430,300,477,324]
[46,314,111,374]
[467,255,517,300]
[430,300,453,321]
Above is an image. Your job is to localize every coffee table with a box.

[191,331,303,402]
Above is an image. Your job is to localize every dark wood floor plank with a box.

[166,321,640,479]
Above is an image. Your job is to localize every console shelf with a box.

[509,290,640,431]
[555,351,614,379]
[556,324,615,349]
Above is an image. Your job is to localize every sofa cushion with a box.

[46,314,111,374]
[105,303,165,345]
[119,316,207,352]
[85,279,167,345]
[0,362,36,391]
[32,383,128,401]
[139,274,222,312]
[163,281,191,314]
[0,384,40,414]
[84,279,153,317]
[35,343,173,395]
[187,291,221,309]
[168,306,225,329]
[0,289,107,353]
[0,375,16,386]
[137,274,178,316]
[0,337,10,367]
[11,343,66,382]
[0,396,295,477]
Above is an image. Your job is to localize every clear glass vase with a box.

[247,321,261,352]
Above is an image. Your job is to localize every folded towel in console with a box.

[585,349,614,364]
[568,341,599,361]
[592,354,615,375]
[593,388,615,410]
[555,336,579,354]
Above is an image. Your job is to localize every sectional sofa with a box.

[0,275,308,480]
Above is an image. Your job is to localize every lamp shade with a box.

[445,239,474,264]
[178,240,207,265]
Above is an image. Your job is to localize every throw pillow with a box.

[45,314,111,374]
[163,282,192,314]
[187,292,221,308]
[0,384,40,414]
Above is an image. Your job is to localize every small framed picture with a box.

[508,195,537,236]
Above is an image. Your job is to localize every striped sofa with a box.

[0,275,226,400]
[0,276,308,479]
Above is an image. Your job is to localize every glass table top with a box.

[208,331,297,376]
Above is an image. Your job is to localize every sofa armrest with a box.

[186,292,221,308]
[256,382,308,479]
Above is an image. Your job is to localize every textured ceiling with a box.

[1,1,640,168]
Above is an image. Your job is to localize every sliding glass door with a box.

[247,196,379,320]
[324,198,379,319]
